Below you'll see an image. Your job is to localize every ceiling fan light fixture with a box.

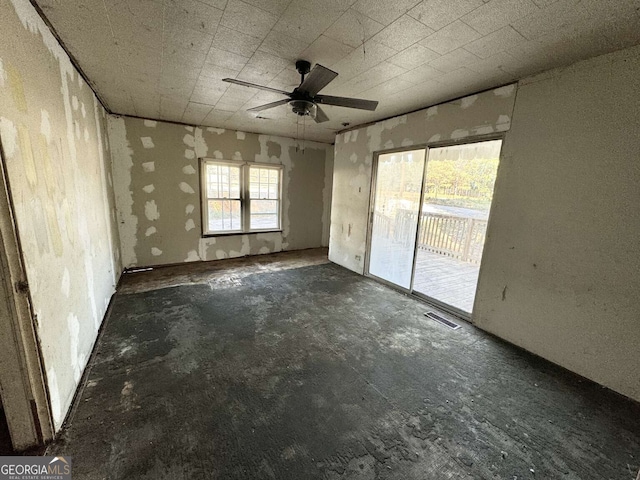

[289,99,316,117]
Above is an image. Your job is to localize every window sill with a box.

[202,230,283,238]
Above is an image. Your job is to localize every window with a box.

[201,159,282,235]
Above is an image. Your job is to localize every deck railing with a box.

[373,209,488,264]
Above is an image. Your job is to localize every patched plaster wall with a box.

[329,45,640,402]
[329,85,516,273]
[474,45,640,402]
[0,0,121,429]
[109,116,333,268]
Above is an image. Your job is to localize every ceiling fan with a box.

[222,60,378,123]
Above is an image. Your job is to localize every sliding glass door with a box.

[413,140,501,313]
[367,149,426,289]
[366,140,502,315]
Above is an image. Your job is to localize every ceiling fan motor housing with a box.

[290,99,316,117]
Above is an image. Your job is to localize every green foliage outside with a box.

[377,155,499,213]
[424,157,499,211]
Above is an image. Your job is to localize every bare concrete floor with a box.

[48,248,640,479]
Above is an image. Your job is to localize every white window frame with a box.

[200,158,283,236]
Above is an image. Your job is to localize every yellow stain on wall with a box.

[45,202,63,257]
[39,134,57,199]
[6,63,27,113]
[62,198,74,246]
[17,124,38,187]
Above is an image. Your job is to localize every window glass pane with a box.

[208,199,241,231]
[206,163,241,199]
[249,167,280,200]
[220,166,229,197]
[207,165,219,198]
[249,167,281,200]
[230,167,240,198]
[249,167,260,199]
[250,200,279,230]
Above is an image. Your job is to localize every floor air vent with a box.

[424,311,460,330]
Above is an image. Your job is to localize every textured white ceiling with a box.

[35,0,640,143]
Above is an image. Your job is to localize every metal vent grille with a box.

[424,311,460,330]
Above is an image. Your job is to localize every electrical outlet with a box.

[355,255,362,262]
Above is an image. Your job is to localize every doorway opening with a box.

[366,139,502,317]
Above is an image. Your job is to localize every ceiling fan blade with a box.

[222,78,291,96]
[297,64,338,96]
[313,105,330,123]
[316,95,378,111]
[247,99,291,112]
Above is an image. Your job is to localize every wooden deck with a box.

[412,249,480,313]
[368,240,481,313]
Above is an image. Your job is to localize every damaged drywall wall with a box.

[329,84,516,274]
[0,0,121,429]
[329,43,640,403]
[109,116,333,268]
[474,45,640,402]
[322,148,334,248]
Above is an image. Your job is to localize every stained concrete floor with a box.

[48,249,640,479]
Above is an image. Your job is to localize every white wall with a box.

[474,45,640,402]
[0,0,121,429]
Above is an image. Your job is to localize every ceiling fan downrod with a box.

[295,60,312,85]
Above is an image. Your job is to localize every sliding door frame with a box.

[364,146,427,294]
[364,133,506,321]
